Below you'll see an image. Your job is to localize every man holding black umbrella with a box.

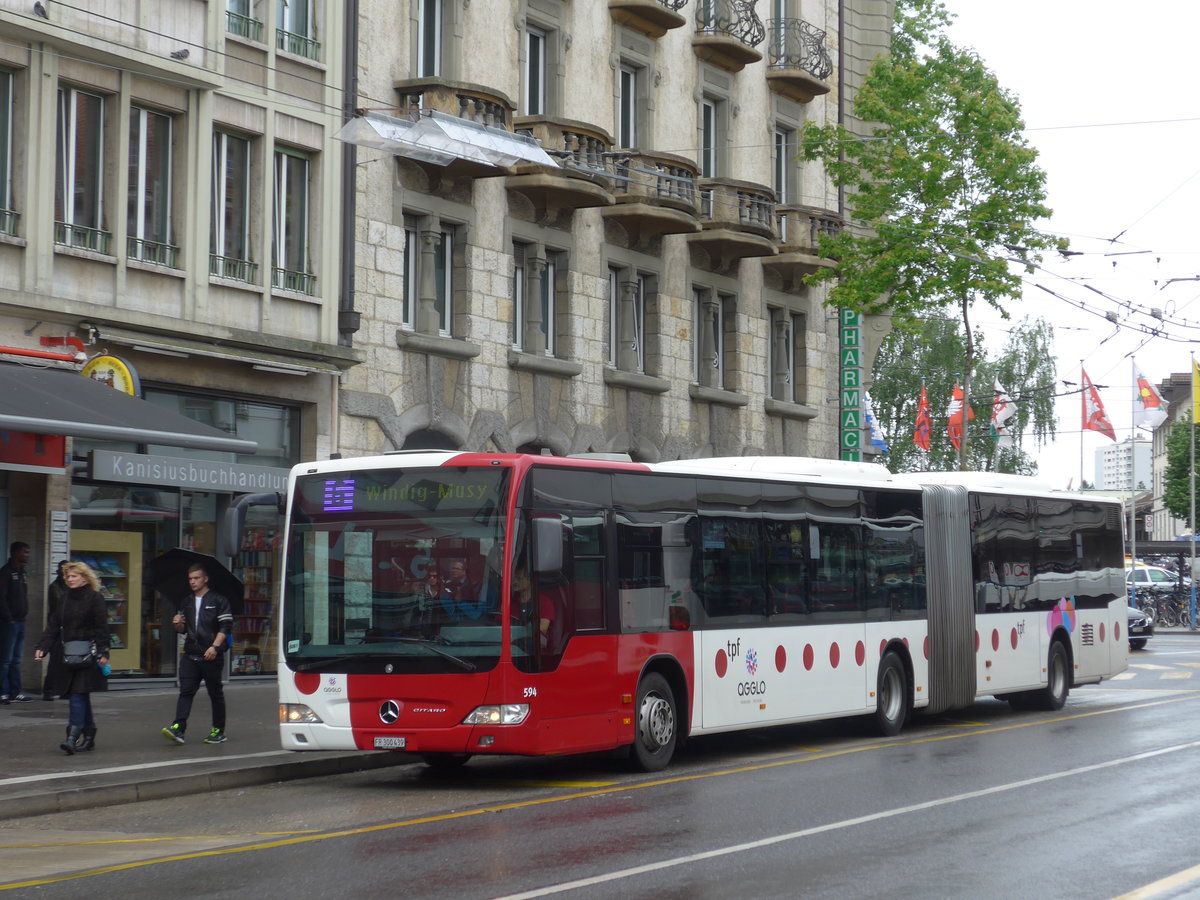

[162,563,233,745]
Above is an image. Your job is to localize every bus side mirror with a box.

[221,492,284,558]
[533,517,564,574]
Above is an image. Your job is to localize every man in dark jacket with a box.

[0,541,32,703]
[161,563,233,744]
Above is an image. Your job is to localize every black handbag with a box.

[62,640,97,669]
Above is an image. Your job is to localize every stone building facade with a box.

[340,0,894,463]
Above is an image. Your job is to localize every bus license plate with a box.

[374,736,406,749]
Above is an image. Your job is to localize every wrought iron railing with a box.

[659,0,688,9]
[226,11,263,42]
[210,253,258,284]
[272,266,317,295]
[766,19,833,80]
[695,0,764,47]
[55,222,111,254]
[277,29,321,60]
[0,208,18,236]
[128,237,179,268]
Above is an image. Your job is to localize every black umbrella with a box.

[148,548,244,614]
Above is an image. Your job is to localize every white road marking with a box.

[0,752,289,788]
[492,740,1200,899]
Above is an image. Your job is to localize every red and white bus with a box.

[275,452,1128,771]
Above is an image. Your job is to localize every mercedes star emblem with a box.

[379,700,401,724]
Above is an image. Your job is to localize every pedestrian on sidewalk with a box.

[42,560,69,701]
[162,563,232,745]
[34,561,109,754]
[0,540,33,704]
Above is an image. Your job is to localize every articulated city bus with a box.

[275,452,1128,771]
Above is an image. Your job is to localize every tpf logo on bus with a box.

[714,638,767,698]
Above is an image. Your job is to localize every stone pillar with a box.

[617,278,640,372]
[772,315,791,401]
[416,222,442,334]
[523,249,547,354]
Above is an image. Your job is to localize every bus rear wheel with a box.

[875,651,908,737]
[1029,641,1070,711]
[629,672,677,772]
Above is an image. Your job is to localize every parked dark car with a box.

[1128,605,1154,651]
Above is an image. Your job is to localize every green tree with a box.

[1163,416,1200,530]
[869,315,1057,473]
[801,0,1064,468]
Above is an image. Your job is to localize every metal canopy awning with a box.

[0,365,258,454]
[94,327,343,376]
[335,110,559,169]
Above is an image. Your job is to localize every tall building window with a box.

[272,146,314,294]
[524,25,546,116]
[769,308,805,403]
[774,127,793,205]
[693,289,729,389]
[513,242,559,355]
[699,98,719,178]
[226,0,263,41]
[609,267,646,373]
[617,65,639,149]
[210,130,255,283]
[276,0,320,59]
[418,0,443,77]
[55,87,108,253]
[0,70,14,235]
[403,215,455,335]
[128,107,175,267]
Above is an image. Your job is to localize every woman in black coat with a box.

[42,560,69,701]
[35,561,109,754]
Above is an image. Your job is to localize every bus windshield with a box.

[281,465,509,674]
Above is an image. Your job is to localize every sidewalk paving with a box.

[0,679,412,822]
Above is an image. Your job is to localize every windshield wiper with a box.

[391,638,477,672]
[291,644,477,673]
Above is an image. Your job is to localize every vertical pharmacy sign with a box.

[839,309,862,461]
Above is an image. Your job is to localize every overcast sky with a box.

[929,1,1200,487]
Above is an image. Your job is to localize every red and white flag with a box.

[1081,368,1115,440]
[1133,360,1167,429]
[946,383,974,451]
[913,383,931,451]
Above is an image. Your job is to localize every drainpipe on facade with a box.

[337,0,361,347]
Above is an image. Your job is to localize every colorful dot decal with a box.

[829,643,841,668]
[803,644,814,671]
[1010,627,1018,650]
[715,648,728,678]
[775,645,787,672]
[991,629,1000,651]
[855,641,865,666]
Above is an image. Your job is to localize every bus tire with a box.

[1030,641,1070,711]
[875,652,908,737]
[629,672,677,772]
[420,752,472,769]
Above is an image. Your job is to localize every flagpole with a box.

[1191,352,1197,629]
[1079,360,1085,489]
[1129,360,1137,610]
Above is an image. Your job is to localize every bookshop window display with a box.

[69,483,283,677]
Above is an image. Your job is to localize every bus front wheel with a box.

[420,752,472,770]
[629,672,677,772]
[875,651,908,737]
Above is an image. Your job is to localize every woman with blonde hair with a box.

[35,561,109,754]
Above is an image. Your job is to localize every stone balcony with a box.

[692,0,765,73]
[395,78,517,177]
[765,19,833,103]
[509,116,617,220]
[688,178,777,271]
[602,150,701,244]
[762,204,842,290]
[608,0,687,38]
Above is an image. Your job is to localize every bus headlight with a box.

[279,703,324,724]
[462,704,529,725]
